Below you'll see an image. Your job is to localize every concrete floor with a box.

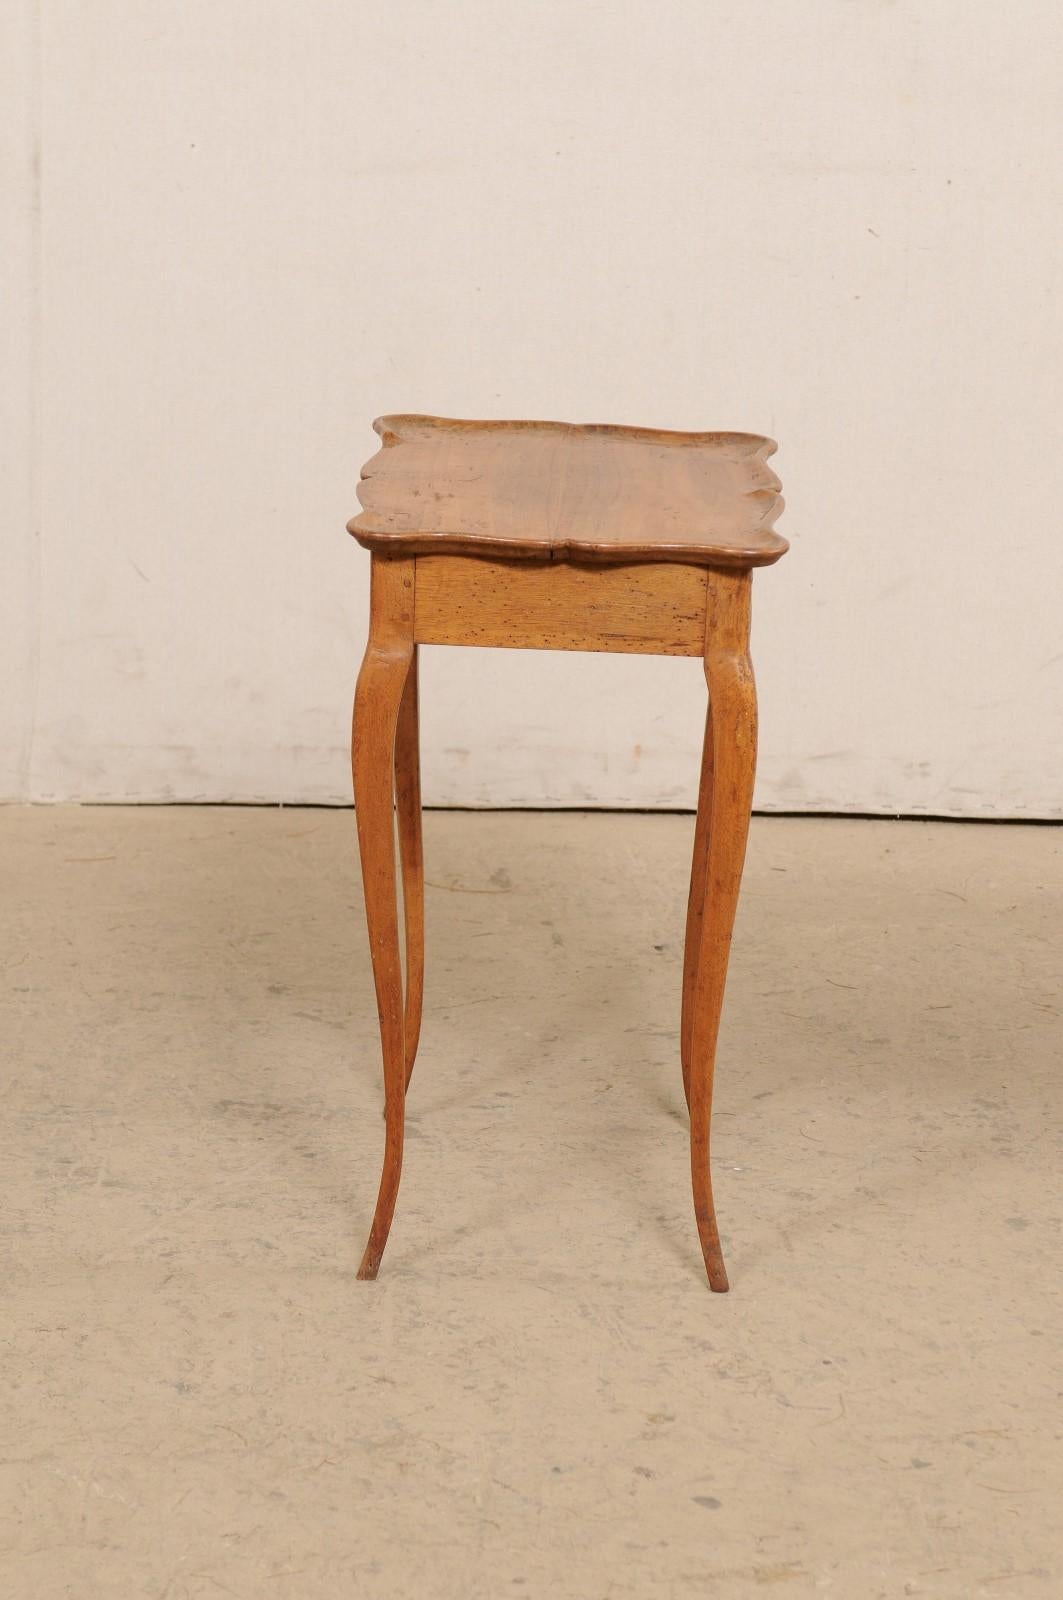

[1,807,1060,1599]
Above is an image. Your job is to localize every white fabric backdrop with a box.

[3,0,1061,816]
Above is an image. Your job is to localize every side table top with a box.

[348,414,787,567]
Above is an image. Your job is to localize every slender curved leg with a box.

[685,570,758,1292]
[395,646,424,1092]
[681,700,714,1110]
[355,556,415,1280]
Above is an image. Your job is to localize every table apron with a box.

[411,553,714,657]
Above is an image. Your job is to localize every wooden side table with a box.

[347,414,788,1290]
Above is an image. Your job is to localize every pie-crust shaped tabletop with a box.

[349,414,787,568]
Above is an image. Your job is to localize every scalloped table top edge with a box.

[348,413,789,568]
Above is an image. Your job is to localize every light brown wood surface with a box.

[685,568,757,1293]
[394,648,424,1090]
[349,414,787,568]
[415,554,708,655]
[350,418,787,1290]
[351,556,416,1280]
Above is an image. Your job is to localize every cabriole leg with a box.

[684,570,758,1292]
[681,699,715,1110]
[354,556,415,1280]
[395,646,424,1091]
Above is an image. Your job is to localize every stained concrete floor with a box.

[1,807,1061,1599]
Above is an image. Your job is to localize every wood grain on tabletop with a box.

[348,414,787,569]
